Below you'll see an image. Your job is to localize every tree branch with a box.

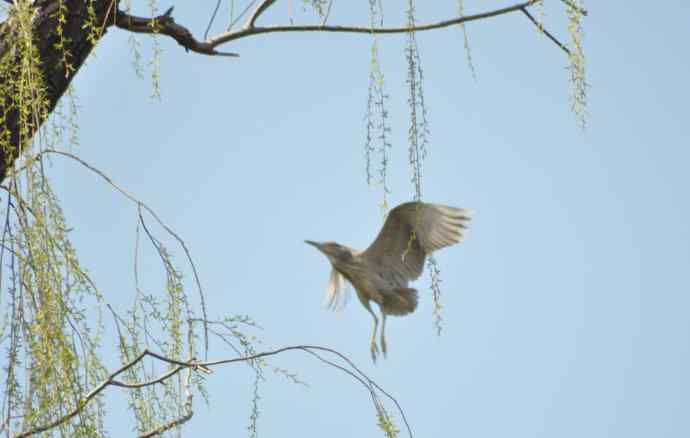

[213,0,544,45]
[139,406,192,438]
[113,0,582,59]
[520,7,570,55]
[15,350,150,437]
[114,7,239,57]
[248,0,278,28]
[219,0,584,57]
[0,0,587,181]
[17,346,411,438]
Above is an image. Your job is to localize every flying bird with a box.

[306,202,472,361]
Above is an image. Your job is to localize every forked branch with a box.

[17,345,410,438]
[248,0,278,28]
[115,0,585,57]
[115,7,239,57]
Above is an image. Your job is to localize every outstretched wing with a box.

[323,267,350,311]
[362,202,472,284]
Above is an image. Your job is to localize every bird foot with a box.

[370,340,379,363]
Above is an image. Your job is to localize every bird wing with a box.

[362,202,472,282]
[323,267,350,311]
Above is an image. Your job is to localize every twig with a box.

[139,407,192,438]
[32,149,211,361]
[322,0,334,26]
[204,0,223,41]
[520,7,570,55]
[227,0,259,31]
[248,0,278,28]
[560,0,588,16]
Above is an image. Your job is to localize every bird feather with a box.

[323,268,350,311]
[363,202,473,283]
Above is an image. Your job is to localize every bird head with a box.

[305,240,353,265]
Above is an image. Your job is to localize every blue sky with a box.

[44,1,690,437]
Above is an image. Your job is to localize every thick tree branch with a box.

[115,7,239,57]
[114,0,578,60]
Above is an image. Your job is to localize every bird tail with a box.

[381,288,418,316]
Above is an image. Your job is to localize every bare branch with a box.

[115,7,239,57]
[110,365,187,389]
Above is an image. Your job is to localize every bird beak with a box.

[304,240,321,249]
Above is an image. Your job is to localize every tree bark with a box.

[0,0,116,181]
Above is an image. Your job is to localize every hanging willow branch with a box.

[0,0,583,181]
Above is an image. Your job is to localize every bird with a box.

[305,201,472,361]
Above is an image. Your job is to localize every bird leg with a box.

[363,302,379,362]
[380,313,387,358]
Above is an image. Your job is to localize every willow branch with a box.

[520,7,570,55]
[18,345,410,438]
[15,351,150,437]
[560,0,588,16]
[31,149,211,360]
[138,367,195,438]
[113,0,583,58]
[139,408,192,438]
